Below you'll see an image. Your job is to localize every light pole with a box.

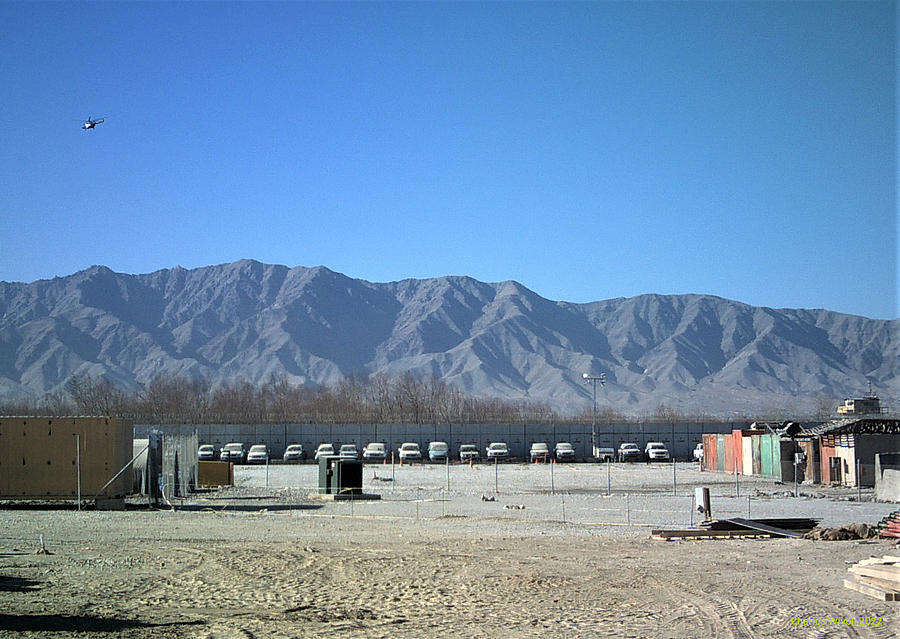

[582,372,605,458]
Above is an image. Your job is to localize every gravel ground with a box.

[1,461,898,638]
[230,461,899,532]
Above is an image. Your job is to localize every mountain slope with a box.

[0,260,896,415]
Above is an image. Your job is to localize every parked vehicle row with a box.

[616,441,672,462]
[199,440,698,464]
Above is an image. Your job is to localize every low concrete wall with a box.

[875,452,900,502]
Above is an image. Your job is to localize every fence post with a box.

[75,434,82,511]
[856,458,861,502]
[551,457,555,495]
[672,458,677,496]
[690,493,694,527]
[494,457,499,494]
[607,457,611,496]
[626,493,631,525]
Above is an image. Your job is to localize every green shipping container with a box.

[716,435,726,472]
[760,435,773,478]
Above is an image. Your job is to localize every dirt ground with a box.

[1,465,899,638]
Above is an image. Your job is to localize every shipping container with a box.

[742,435,753,476]
[751,434,762,475]
[723,434,734,473]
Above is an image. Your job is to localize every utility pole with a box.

[582,373,606,458]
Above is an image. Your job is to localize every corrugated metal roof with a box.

[808,418,900,436]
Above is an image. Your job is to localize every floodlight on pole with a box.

[583,373,606,457]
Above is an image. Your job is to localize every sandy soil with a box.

[1,467,898,638]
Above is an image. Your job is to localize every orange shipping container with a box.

[732,429,744,475]
[723,434,734,473]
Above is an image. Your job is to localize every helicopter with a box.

[81,116,105,130]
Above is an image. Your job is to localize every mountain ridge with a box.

[1,259,896,416]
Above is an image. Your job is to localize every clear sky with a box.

[1,1,896,319]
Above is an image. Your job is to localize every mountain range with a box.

[0,259,896,417]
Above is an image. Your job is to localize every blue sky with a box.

[1,1,895,319]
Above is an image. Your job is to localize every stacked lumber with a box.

[700,517,819,536]
[652,517,819,541]
[877,510,900,539]
[844,556,900,601]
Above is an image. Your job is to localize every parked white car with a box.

[645,442,670,462]
[246,444,268,464]
[198,444,217,461]
[339,444,359,459]
[617,443,642,462]
[486,442,509,460]
[220,442,245,464]
[459,444,480,462]
[529,442,550,463]
[362,442,387,463]
[314,443,335,462]
[398,442,422,462]
[555,442,575,462]
[283,444,304,463]
[693,443,704,462]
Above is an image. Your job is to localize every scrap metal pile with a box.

[877,510,900,539]
[652,517,819,541]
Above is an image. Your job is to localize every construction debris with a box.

[803,523,879,541]
[652,517,819,541]
[844,556,900,601]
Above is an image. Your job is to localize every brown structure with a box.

[0,416,132,504]
[197,460,233,488]
[812,419,900,487]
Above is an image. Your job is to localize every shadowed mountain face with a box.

[0,260,896,415]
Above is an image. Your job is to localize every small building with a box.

[837,395,882,416]
[810,418,900,487]
[0,416,132,506]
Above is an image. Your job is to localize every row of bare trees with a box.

[0,373,564,425]
[2,372,826,424]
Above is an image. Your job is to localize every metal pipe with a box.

[607,457,611,496]
[89,445,150,502]
[626,493,631,525]
[75,434,81,511]
[550,456,555,495]
[856,458,862,501]
[494,457,499,494]
[673,458,677,496]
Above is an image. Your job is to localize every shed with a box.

[0,416,132,507]
[809,419,900,487]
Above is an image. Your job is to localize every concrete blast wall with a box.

[875,453,900,502]
[137,422,745,461]
[0,417,132,501]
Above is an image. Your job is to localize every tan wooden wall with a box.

[0,417,132,500]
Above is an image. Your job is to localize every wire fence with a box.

[225,459,891,529]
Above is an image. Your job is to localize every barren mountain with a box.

[0,259,896,416]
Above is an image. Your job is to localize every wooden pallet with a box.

[651,528,774,541]
[845,557,900,601]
